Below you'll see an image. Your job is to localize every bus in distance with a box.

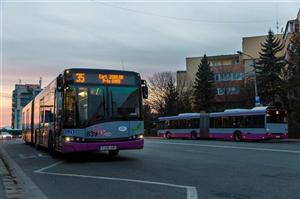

[158,106,288,141]
[22,68,148,156]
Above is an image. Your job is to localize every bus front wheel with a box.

[109,150,119,157]
[233,131,242,142]
[191,132,197,140]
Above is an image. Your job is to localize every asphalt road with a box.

[0,138,300,199]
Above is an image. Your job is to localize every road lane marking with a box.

[34,161,64,173]
[146,141,300,154]
[184,150,207,154]
[34,162,198,199]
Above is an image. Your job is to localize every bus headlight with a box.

[64,137,74,142]
[138,135,144,139]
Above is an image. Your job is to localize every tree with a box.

[192,54,215,112]
[147,72,178,116]
[287,21,300,97]
[176,78,193,113]
[164,77,178,116]
[256,29,286,106]
[286,21,300,138]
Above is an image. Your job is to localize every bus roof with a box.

[158,113,207,121]
[63,68,140,76]
[210,106,274,117]
[158,106,283,121]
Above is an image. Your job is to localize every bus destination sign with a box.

[72,72,137,85]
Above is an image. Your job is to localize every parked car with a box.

[0,132,13,140]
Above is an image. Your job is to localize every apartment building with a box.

[178,54,245,108]
[11,84,42,129]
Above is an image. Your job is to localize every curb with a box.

[0,145,48,199]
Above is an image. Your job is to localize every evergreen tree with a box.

[287,21,300,92]
[286,21,300,137]
[164,77,178,115]
[192,54,215,112]
[256,29,286,106]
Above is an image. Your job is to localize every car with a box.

[0,132,13,140]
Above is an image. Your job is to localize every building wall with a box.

[182,54,245,105]
[11,84,42,130]
[242,34,284,74]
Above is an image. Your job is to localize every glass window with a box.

[217,88,225,95]
[227,87,240,95]
[64,86,77,127]
[109,86,140,119]
[267,110,287,123]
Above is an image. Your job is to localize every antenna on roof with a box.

[276,4,279,34]
[121,58,125,70]
[39,77,42,88]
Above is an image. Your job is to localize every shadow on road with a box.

[57,152,139,163]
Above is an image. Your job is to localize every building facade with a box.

[11,84,42,129]
[178,54,245,109]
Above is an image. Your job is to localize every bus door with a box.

[200,114,209,138]
[38,98,45,146]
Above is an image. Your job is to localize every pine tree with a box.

[192,54,215,112]
[256,29,286,106]
[286,21,300,136]
[287,21,300,91]
[164,77,178,115]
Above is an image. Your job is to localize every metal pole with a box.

[253,59,258,98]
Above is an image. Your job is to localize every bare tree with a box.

[146,72,177,115]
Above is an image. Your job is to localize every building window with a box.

[217,88,225,95]
[227,87,240,95]
[232,59,240,65]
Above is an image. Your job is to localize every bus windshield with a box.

[266,110,287,124]
[64,85,141,127]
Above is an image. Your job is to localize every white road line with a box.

[34,161,64,173]
[34,162,198,199]
[146,141,300,154]
[184,150,207,154]
[36,171,198,199]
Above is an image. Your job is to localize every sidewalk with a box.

[0,157,8,199]
[0,177,7,199]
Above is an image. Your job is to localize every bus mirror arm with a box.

[57,75,64,92]
[141,80,148,99]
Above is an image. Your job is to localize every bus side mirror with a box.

[141,80,148,99]
[57,75,63,92]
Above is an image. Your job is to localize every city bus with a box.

[157,106,288,141]
[22,68,148,156]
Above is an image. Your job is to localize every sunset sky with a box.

[0,0,299,127]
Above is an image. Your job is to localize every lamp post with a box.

[237,51,260,106]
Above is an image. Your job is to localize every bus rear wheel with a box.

[166,132,171,139]
[233,131,242,142]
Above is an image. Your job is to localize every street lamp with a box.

[237,51,260,106]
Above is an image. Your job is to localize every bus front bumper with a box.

[62,139,144,153]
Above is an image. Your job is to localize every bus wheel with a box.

[109,150,119,157]
[166,132,171,139]
[48,134,57,157]
[233,131,242,142]
[191,132,197,140]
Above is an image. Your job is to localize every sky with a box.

[0,0,299,127]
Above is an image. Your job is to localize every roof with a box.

[186,54,240,61]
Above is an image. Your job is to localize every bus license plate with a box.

[276,136,280,138]
[100,145,117,151]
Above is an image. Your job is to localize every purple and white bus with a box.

[158,106,288,141]
[22,68,148,156]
